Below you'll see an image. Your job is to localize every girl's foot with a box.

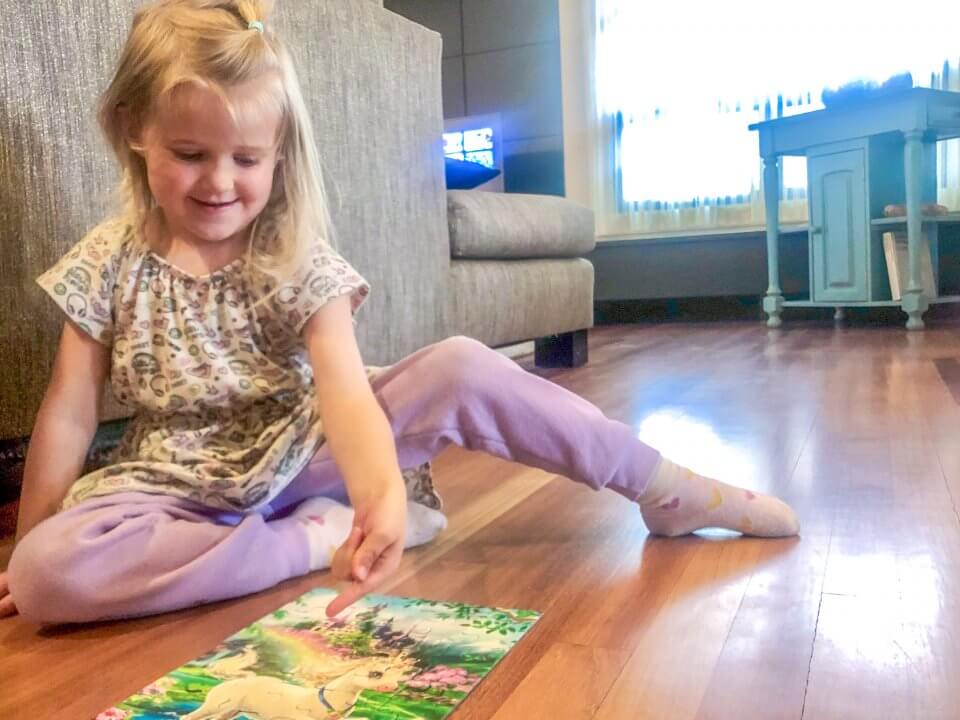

[638,457,800,537]
[405,499,449,546]
[293,497,447,571]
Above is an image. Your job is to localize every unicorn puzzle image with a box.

[96,589,540,720]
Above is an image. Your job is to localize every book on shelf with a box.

[882,203,950,218]
[882,231,937,301]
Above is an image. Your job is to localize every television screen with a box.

[443,127,495,168]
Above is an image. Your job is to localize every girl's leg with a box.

[7,491,444,624]
[278,336,659,508]
[340,336,798,538]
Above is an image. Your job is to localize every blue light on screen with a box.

[443,127,495,168]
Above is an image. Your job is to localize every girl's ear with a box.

[116,103,146,154]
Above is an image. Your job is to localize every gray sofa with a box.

[447,190,595,361]
[0,0,595,442]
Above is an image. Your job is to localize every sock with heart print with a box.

[637,457,800,537]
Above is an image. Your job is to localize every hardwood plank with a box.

[803,593,960,719]
[694,534,829,720]
[489,642,630,720]
[591,538,772,720]
[933,357,960,406]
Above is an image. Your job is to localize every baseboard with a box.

[594,296,960,325]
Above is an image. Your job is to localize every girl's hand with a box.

[325,481,407,617]
[0,571,18,618]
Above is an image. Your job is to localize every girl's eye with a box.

[171,150,258,166]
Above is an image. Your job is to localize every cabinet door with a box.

[808,150,868,302]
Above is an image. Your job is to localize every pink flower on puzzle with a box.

[95,709,128,720]
[407,665,479,691]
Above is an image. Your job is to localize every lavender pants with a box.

[8,337,660,623]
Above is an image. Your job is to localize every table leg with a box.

[902,129,929,330]
[762,154,784,327]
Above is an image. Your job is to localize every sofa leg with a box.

[534,330,588,368]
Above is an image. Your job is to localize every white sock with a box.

[292,497,448,571]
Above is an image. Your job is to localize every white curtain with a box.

[561,0,960,240]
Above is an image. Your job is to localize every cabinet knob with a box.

[810,226,823,235]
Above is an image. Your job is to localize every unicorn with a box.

[204,646,259,679]
[183,653,418,719]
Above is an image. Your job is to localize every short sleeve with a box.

[271,243,371,334]
[36,218,128,345]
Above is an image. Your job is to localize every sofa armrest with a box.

[281,3,450,364]
[447,191,596,259]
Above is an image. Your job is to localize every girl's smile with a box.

[191,197,240,212]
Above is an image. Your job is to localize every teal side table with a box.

[749,88,960,329]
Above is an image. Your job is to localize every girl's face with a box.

[137,81,282,253]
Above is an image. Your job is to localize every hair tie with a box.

[248,20,264,33]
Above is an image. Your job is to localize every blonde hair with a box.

[98,0,333,286]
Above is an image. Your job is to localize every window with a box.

[596,0,960,224]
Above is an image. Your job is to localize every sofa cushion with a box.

[449,258,594,347]
[447,191,595,259]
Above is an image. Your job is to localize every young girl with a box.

[0,0,798,624]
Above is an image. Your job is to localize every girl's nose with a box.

[205,160,233,193]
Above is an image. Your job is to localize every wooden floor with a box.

[4,319,960,719]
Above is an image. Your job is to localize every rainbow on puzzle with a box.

[96,588,540,720]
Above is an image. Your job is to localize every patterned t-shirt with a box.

[38,216,375,512]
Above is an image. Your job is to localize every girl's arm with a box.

[301,295,408,616]
[15,320,110,542]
